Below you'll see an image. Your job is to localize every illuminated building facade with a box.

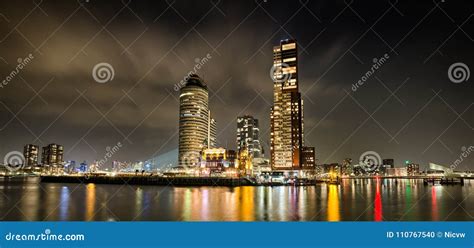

[341,158,353,175]
[23,144,39,167]
[41,143,64,166]
[407,163,420,176]
[200,148,236,169]
[178,74,217,166]
[386,167,407,177]
[237,115,263,158]
[238,148,253,175]
[270,39,315,170]
[301,146,315,168]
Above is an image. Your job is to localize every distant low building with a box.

[341,158,353,175]
[406,163,420,176]
[238,148,253,175]
[386,167,407,177]
[382,159,394,168]
[200,148,236,172]
[429,162,452,175]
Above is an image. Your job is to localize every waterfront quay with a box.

[38,174,471,187]
[41,175,255,186]
[39,174,323,186]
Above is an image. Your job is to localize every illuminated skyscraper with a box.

[270,39,315,170]
[178,74,217,166]
[237,115,263,158]
[23,144,39,167]
[41,143,64,166]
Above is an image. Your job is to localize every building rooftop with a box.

[184,74,207,90]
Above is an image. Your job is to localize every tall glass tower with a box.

[178,74,217,166]
[270,39,309,170]
[237,115,263,158]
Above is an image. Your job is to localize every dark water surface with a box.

[1,177,472,221]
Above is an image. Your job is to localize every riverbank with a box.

[40,175,325,186]
[34,175,474,187]
[40,175,254,186]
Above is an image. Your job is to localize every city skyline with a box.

[0,1,473,170]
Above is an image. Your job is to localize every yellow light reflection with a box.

[239,186,255,221]
[85,183,96,221]
[327,184,340,221]
[182,188,192,221]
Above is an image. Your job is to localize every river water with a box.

[0,177,472,221]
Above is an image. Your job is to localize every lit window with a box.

[282,43,296,50]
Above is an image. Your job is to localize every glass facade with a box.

[236,115,263,158]
[178,74,217,166]
[270,39,315,170]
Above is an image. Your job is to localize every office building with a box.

[237,115,263,158]
[270,39,315,170]
[178,74,217,166]
[301,146,315,168]
[23,144,39,167]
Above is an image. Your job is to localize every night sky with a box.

[0,0,472,169]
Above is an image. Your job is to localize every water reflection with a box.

[431,186,438,221]
[327,185,340,221]
[59,186,69,220]
[1,177,473,221]
[237,187,255,221]
[374,178,382,221]
[85,184,96,221]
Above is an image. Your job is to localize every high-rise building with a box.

[23,144,39,167]
[41,143,64,166]
[178,74,217,166]
[236,115,263,158]
[270,39,315,170]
